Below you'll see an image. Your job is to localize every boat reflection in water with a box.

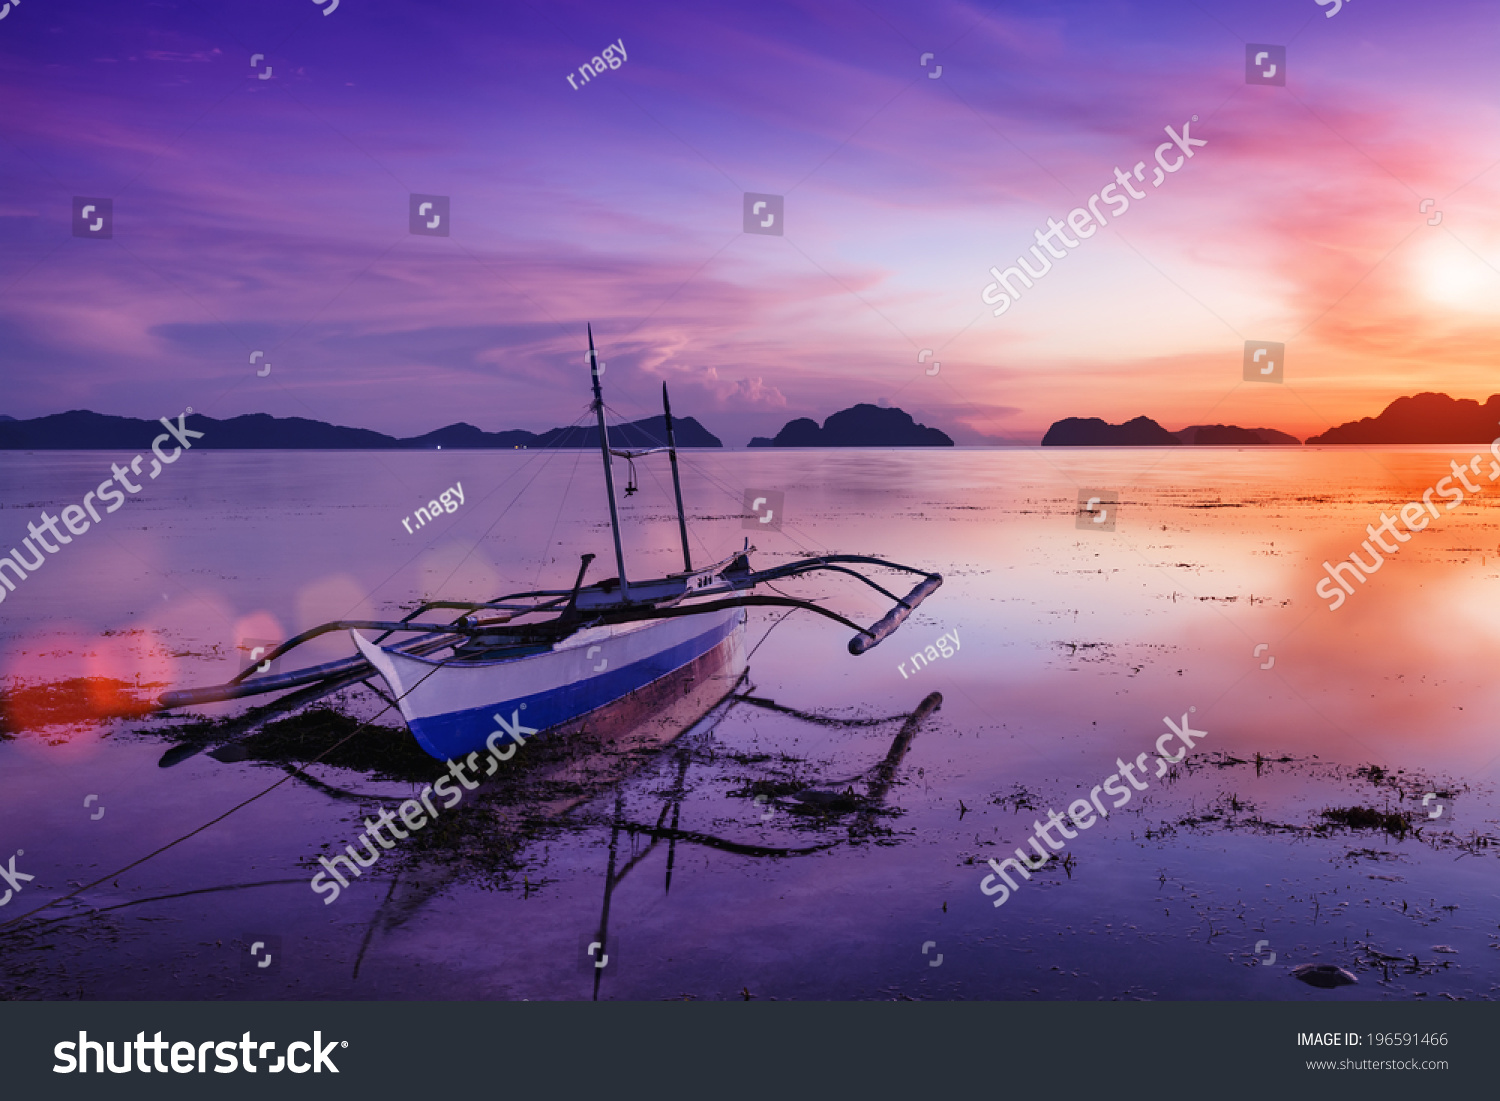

[133,324,946,998]
[329,627,942,998]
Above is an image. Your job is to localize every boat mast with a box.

[588,325,629,600]
[661,382,693,573]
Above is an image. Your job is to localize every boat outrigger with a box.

[159,326,943,761]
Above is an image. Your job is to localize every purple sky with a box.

[3,0,1500,445]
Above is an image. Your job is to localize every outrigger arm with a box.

[157,325,943,713]
[158,556,940,710]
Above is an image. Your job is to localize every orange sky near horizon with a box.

[4,0,1500,447]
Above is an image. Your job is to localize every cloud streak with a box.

[2,0,1499,444]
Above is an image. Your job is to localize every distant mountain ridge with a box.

[31,390,1488,451]
[1042,391,1500,447]
[0,409,722,450]
[1306,393,1500,444]
[1043,416,1301,446]
[1175,424,1301,446]
[749,403,953,447]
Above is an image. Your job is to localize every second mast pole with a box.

[587,324,629,600]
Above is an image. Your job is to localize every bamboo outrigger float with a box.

[159,326,942,761]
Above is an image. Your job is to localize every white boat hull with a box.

[352,607,746,760]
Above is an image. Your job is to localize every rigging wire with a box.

[336,410,593,624]
[746,607,799,662]
[6,366,908,937]
[6,399,635,933]
[637,450,715,567]
[0,647,478,936]
[12,413,601,899]
[530,443,587,589]
[591,400,878,635]
[596,399,835,561]
[424,410,594,602]
[538,401,840,666]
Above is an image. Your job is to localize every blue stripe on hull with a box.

[408,610,743,761]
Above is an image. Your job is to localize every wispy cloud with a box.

[2,0,1498,443]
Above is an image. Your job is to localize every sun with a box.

[1414,236,1500,313]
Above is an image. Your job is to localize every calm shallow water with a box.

[2,447,1498,1001]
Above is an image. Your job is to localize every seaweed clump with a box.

[1320,805,1414,838]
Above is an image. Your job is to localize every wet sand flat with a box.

[1,447,1497,1000]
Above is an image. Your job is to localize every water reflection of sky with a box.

[1,448,1497,1000]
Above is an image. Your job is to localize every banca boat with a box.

[160,326,942,761]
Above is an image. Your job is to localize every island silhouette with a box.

[749,403,953,447]
[9,391,1496,450]
[1306,392,1500,444]
[0,410,722,450]
[1043,393,1500,446]
[1042,417,1298,446]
